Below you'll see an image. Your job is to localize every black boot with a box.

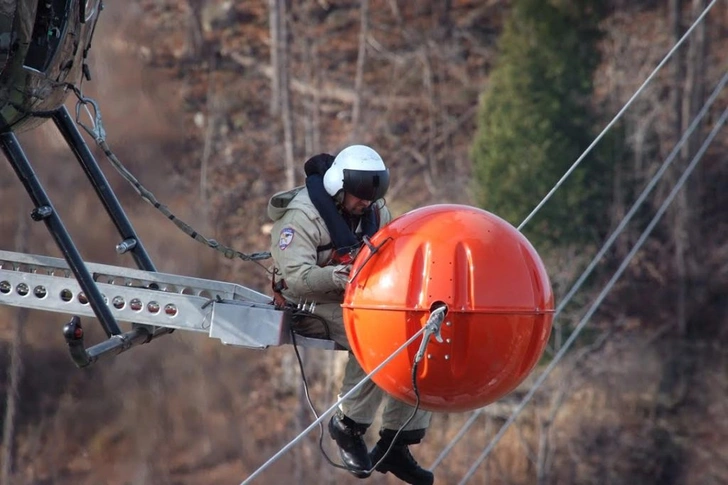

[369,429,434,485]
[328,411,372,478]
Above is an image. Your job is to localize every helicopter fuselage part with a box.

[0,0,100,133]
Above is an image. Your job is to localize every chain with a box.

[71,89,272,270]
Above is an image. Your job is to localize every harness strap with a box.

[271,275,288,308]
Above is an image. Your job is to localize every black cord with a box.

[289,329,348,471]
[290,324,424,477]
[365,359,422,475]
[289,310,332,340]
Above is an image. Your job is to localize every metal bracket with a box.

[415,305,447,364]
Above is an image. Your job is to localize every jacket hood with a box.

[267,186,310,221]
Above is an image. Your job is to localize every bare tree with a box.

[351,0,369,139]
[185,0,204,58]
[1,213,30,485]
[669,0,690,337]
[420,45,440,190]
[200,56,219,207]
[301,3,321,155]
[268,0,297,188]
[672,0,709,336]
[279,0,297,188]
[680,0,708,281]
[269,0,281,115]
[293,348,307,483]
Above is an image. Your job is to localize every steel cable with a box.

[430,1,722,474]
[430,68,728,470]
[458,105,727,484]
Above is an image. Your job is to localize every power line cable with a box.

[430,0,722,470]
[548,70,727,329]
[240,1,721,481]
[241,324,430,484]
[429,409,485,470]
[517,0,721,232]
[458,105,728,484]
[429,69,728,471]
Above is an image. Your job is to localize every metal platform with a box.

[0,249,338,351]
[1,105,340,369]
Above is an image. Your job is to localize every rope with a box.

[517,0,721,232]
[458,106,728,484]
[430,1,722,474]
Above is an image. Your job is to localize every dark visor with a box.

[343,168,390,201]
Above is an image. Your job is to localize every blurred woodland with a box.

[1,0,727,484]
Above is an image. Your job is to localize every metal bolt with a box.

[446,338,451,344]
[30,206,53,221]
[16,283,29,296]
[129,298,143,311]
[116,238,138,254]
[444,355,450,360]
[33,285,47,299]
[427,354,432,359]
[446,321,452,326]
[112,296,125,309]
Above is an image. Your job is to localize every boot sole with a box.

[374,464,433,485]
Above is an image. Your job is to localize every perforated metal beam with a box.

[0,250,338,351]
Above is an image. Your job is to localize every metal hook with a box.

[75,96,106,143]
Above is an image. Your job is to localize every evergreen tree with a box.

[472,0,608,247]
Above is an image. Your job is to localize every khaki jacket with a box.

[267,186,391,304]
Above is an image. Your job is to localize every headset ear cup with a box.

[323,162,344,197]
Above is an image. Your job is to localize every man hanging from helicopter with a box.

[267,145,435,485]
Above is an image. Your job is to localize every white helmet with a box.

[323,145,390,200]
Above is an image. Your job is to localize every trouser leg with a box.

[302,303,385,425]
[304,301,434,484]
[311,302,431,430]
[381,396,432,431]
[338,351,385,425]
[310,304,379,478]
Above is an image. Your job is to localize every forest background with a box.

[1,0,727,484]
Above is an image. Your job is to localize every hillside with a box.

[1,1,727,484]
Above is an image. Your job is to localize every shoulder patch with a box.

[278,227,295,250]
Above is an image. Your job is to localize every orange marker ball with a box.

[343,205,554,412]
